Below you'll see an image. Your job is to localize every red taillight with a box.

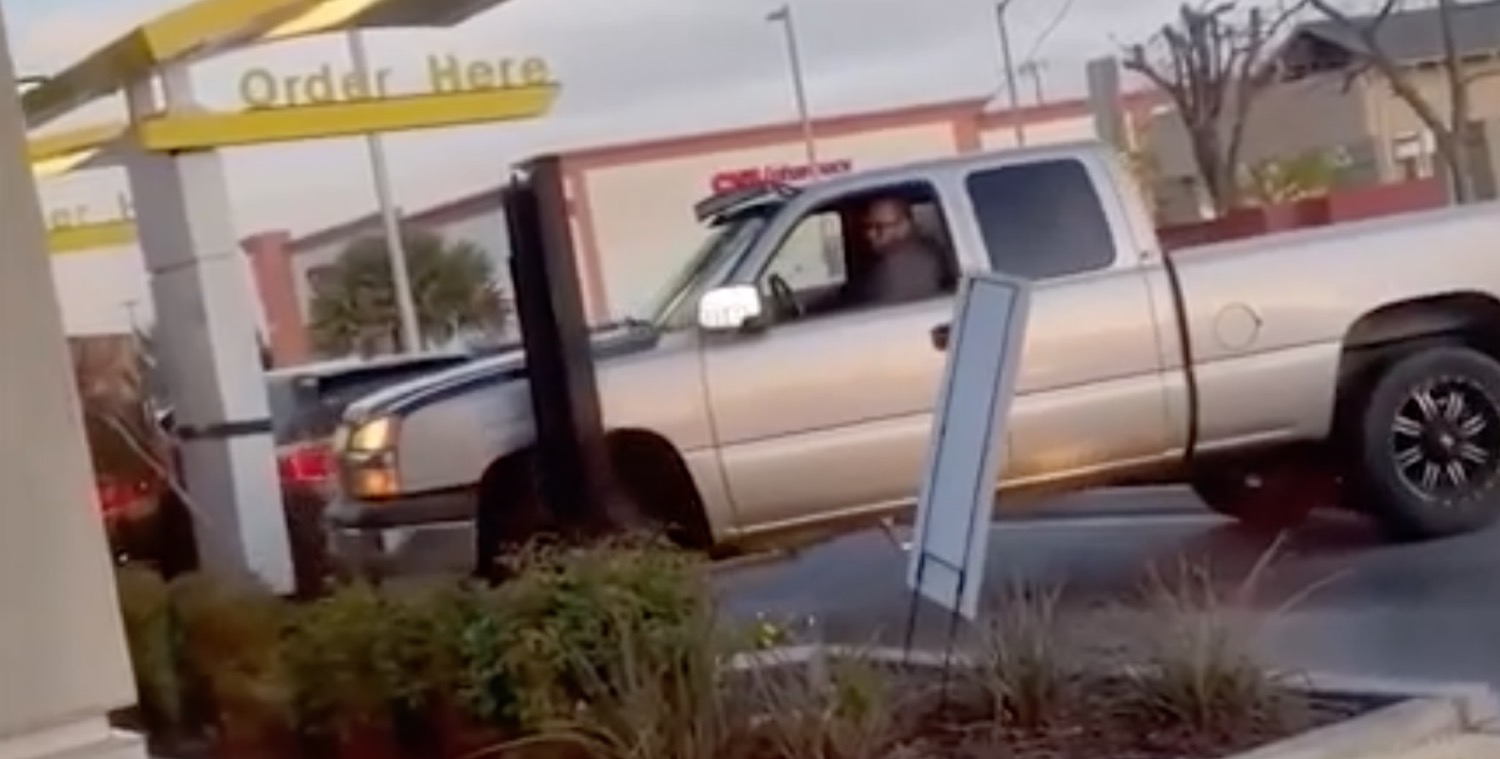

[278,443,333,486]
[96,479,140,519]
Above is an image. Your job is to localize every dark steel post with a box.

[475,156,614,578]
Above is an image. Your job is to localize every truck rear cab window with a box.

[965,159,1116,279]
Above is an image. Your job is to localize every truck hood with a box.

[343,324,662,421]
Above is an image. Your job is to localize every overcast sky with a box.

[4,0,1369,236]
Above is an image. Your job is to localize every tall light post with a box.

[768,4,819,177]
[994,0,1026,146]
[347,29,421,354]
[1019,59,1047,104]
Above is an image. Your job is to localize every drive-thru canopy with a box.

[22,0,519,128]
[23,0,551,253]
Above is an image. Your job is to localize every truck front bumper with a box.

[324,489,475,577]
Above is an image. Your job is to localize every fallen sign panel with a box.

[906,271,1030,620]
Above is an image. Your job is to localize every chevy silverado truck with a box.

[326,141,1500,575]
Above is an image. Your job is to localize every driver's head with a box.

[863,197,918,253]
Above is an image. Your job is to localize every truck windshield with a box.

[644,209,774,330]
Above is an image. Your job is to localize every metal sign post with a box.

[475,155,614,579]
[905,272,1030,643]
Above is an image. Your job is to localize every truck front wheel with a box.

[1348,345,1500,541]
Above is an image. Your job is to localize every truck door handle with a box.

[930,322,950,351]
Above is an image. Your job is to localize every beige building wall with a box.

[1358,61,1500,183]
[1146,59,1500,219]
[979,114,1099,150]
[579,123,961,319]
[1147,73,1370,195]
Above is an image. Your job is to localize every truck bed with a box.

[1166,200,1500,453]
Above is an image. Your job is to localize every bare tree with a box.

[1306,0,1475,202]
[1125,2,1306,214]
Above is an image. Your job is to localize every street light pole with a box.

[768,4,819,177]
[1019,59,1047,104]
[994,0,1026,146]
[347,29,421,354]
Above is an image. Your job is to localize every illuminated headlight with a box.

[347,416,396,453]
[338,416,401,499]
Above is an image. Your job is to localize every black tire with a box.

[472,451,549,582]
[1348,345,1500,541]
[282,484,331,598]
[606,441,712,550]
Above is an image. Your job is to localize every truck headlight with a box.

[348,416,396,453]
[339,416,401,499]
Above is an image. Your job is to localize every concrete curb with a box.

[729,646,1499,758]
[1226,699,1464,759]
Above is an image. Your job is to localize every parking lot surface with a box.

[716,487,1500,687]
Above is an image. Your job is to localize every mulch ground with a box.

[875,677,1364,759]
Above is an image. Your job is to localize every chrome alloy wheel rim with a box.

[1390,376,1500,501]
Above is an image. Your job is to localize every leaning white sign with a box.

[906,271,1030,620]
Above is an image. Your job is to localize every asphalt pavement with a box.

[714,486,1500,688]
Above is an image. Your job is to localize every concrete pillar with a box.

[242,231,311,367]
[1086,56,1126,152]
[122,64,293,592]
[0,6,147,757]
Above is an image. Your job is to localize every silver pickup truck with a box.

[326,141,1500,575]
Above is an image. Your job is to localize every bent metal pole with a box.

[348,28,422,354]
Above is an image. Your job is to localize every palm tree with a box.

[308,228,511,357]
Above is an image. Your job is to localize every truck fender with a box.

[1335,291,1500,435]
[472,430,713,551]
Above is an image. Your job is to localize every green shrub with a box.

[167,572,292,747]
[493,538,713,729]
[1121,534,1339,736]
[973,579,1073,731]
[477,539,755,759]
[745,648,901,759]
[115,564,184,734]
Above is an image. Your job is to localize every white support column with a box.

[0,4,147,757]
[123,63,293,592]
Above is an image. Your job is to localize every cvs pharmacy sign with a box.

[710,158,854,193]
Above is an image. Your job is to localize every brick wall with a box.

[241,231,309,368]
[1158,178,1448,251]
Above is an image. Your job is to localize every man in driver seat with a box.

[851,196,948,306]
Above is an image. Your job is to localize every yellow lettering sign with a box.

[240,64,394,109]
[425,53,551,93]
[238,54,554,109]
[45,193,133,230]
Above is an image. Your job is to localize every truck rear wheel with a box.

[1348,345,1500,541]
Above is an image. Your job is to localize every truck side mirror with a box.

[697,285,764,332]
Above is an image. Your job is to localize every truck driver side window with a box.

[965,159,1116,279]
[759,184,958,322]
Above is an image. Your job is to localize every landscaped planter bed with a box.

[726,646,1498,759]
[110,540,1497,759]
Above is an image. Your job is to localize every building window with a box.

[1392,132,1433,181]
[306,264,336,295]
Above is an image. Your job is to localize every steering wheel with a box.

[767,274,803,319]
